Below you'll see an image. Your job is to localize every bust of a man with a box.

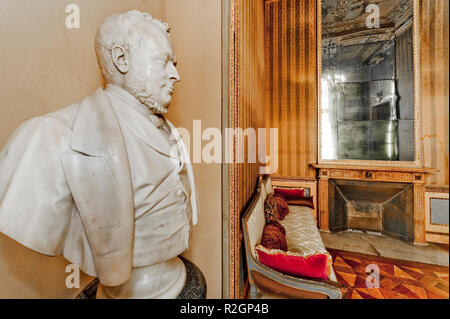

[0,10,199,299]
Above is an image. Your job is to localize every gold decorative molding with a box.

[228,0,240,299]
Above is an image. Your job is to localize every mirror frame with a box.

[317,0,421,167]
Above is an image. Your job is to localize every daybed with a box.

[242,175,346,299]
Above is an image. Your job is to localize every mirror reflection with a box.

[321,0,415,161]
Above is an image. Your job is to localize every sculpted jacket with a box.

[0,88,199,287]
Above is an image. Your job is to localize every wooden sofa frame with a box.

[241,176,346,299]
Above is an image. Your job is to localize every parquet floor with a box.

[328,248,449,299]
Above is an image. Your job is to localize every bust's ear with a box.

[112,45,129,74]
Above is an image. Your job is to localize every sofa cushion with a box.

[273,194,289,220]
[260,220,288,251]
[256,205,334,280]
[280,206,330,259]
[256,246,329,280]
[274,187,305,200]
[264,194,278,222]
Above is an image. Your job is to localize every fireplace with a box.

[312,164,436,244]
[329,179,415,242]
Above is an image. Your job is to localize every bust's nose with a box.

[169,63,181,83]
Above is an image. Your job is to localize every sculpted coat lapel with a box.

[63,88,135,286]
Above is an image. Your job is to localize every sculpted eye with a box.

[154,55,168,66]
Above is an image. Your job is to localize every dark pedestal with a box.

[177,256,207,299]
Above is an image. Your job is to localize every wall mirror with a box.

[318,0,420,166]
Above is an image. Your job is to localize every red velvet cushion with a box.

[260,220,287,251]
[274,188,305,200]
[256,246,328,280]
[273,194,289,220]
[264,194,278,222]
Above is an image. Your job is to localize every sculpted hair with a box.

[95,10,171,82]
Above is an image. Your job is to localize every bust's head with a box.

[95,11,180,114]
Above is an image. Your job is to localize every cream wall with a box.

[165,0,222,299]
[0,0,222,298]
[0,0,166,147]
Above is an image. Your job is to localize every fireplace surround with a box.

[311,164,437,244]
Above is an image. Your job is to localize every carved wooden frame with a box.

[311,164,435,244]
[425,191,449,244]
[317,0,422,168]
[223,0,241,299]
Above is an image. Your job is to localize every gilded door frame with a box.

[222,0,241,299]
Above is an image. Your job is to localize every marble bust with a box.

[0,10,199,299]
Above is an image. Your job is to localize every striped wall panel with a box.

[419,0,449,186]
[238,0,266,213]
[264,0,317,179]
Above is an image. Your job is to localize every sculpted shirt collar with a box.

[105,84,164,129]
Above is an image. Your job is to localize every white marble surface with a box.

[97,257,187,299]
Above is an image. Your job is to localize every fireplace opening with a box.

[329,179,414,242]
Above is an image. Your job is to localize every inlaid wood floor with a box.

[328,249,449,299]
